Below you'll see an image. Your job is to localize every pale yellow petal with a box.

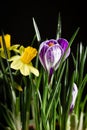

[10,44,20,53]
[8,55,20,61]
[11,59,22,70]
[20,64,30,76]
[28,64,39,77]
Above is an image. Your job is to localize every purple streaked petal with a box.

[48,67,54,83]
[57,38,69,51]
[39,40,48,52]
[45,44,63,72]
[39,44,49,70]
[57,38,70,60]
[64,47,70,60]
[70,83,78,113]
[69,104,74,113]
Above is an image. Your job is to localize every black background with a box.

[0,1,87,127]
[0,0,87,49]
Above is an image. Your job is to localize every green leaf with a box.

[78,44,87,86]
[56,12,62,39]
[0,104,17,130]
[80,95,87,112]
[66,71,75,114]
[46,63,66,120]
[32,17,41,42]
[69,27,80,47]
[75,74,87,115]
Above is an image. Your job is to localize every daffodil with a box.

[0,34,20,58]
[9,46,39,76]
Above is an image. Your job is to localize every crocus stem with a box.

[48,68,54,84]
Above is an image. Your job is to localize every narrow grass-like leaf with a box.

[35,69,42,90]
[42,79,49,114]
[52,101,56,130]
[78,112,84,130]
[69,27,80,47]
[75,74,87,115]
[46,63,66,120]
[0,104,17,130]
[31,35,37,46]
[33,18,41,42]
[56,12,62,39]
[64,59,69,87]
[78,45,87,86]
[62,71,75,130]
[15,97,20,117]
[80,95,87,112]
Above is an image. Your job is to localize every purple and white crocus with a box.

[39,38,70,82]
[70,83,78,113]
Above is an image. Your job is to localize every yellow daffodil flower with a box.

[0,34,20,58]
[9,46,39,77]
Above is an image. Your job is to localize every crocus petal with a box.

[57,38,70,60]
[39,39,59,70]
[45,44,63,72]
[70,83,78,113]
[39,44,49,70]
[57,38,68,51]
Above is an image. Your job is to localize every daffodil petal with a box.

[11,59,22,70]
[28,64,39,77]
[20,64,31,76]
[10,44,20,50]
[9,55,20,61]
[10,45,20,53]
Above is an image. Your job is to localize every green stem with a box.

[29,74,40,130]
[53,101,56,130]
[42,84,48,114]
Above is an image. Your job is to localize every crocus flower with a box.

[9,46,39,76]
[39,38,70,82]
[70,83,78,113]
[0,34,20,58]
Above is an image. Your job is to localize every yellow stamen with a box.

[21,46,37,64]
[0,34,11,49]
[48,42,54,47]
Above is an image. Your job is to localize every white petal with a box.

[45,45,63,72]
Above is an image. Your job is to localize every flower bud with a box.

[39,38,70,82]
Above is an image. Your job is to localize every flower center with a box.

[48,42,54,47]
[21,46,37,64]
